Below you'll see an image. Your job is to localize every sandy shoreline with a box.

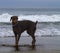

[0,36,60,53]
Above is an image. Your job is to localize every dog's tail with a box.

[35,21,38,25]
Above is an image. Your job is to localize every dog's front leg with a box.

[17,33,21,43]
[15,34,18,46]
[14,33,19,50]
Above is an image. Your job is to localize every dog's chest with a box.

[13,24,27,33]
[13,25,20,32]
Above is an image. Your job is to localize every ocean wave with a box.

[0,13,60,22]
[0,28,60,37]
[0,21,60,37]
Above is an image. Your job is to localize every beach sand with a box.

[0,36,60,53]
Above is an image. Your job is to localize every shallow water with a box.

[0,37,60,53]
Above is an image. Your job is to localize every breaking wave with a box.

[0,13,60,22]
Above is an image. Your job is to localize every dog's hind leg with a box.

[30,34,36,49]
[27,30,36,48]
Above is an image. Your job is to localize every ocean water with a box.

[0,8,60,37]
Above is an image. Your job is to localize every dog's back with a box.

[18,20,37,27]
[13,20,37,34]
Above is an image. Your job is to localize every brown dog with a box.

[10,16,38,50]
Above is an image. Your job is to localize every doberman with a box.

[10,16,38,50]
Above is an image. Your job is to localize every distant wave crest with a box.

[0,13,60,22]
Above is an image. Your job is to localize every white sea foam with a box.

[0,13,60,22]
[0,13,12,22]
[0,28,60,37]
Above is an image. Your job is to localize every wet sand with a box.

[0,36,60,53]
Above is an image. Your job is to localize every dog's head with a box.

[10,16,18,23]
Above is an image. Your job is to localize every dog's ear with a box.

[16,16,18,20]
[10,17,12,21]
